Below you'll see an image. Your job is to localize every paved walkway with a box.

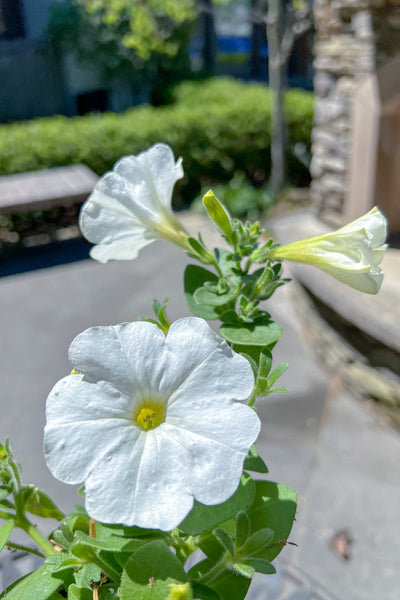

[0,213,399,598]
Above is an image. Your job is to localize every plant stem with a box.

[19,517,56,556]
[247,388,258,407]
[0,509,14,521]
[6,541,45,558]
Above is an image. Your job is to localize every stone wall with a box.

[311,0,400,224]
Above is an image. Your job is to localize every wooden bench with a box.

[0,165,99,215]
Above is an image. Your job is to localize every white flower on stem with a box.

[79,143,191,263]
[269,207,387,294]
[44,318,259,531]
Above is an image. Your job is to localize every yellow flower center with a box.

[134,400,165,431]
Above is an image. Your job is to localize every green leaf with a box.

[120,540,188,600]
[232,563,254,579]
[193,285,236,307]
[240,528,274,556]
[265,387,289,395]
[244,558,275,575]
[67,584,93,600]
[184,265,220,320]
[95,522,160,539]
[247,481,297,562]
[152,297,171,333]
[214,248,235,277]
[213,529,234,557]
[267,363,288,388]
[179,474,255,535]
[235,512,250,549]
[187,237,215,265]
[243,445,268,474]
[191,582,221,600]
[24,487,65,520]
[75,563,103,589]
[200,569,250,600]
[0,565,62,600]
[220,322,282,347]
[71,530,143,554]
[45,550,82,573]
[0,486,11,501]
[0,519,14,551]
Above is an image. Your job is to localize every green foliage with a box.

[45,0,194,104]
[0,78,313,206]
[80,0,196,61]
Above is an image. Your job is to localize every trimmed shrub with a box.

[0,78,313,206]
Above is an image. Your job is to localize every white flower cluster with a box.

[45,142,387,533]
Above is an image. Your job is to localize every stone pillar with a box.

[311,1,375,225]
[311,0,400,227]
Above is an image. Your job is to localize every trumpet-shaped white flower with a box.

[269,207,387,294]
[44,317,259,531]
[79,143,191,263]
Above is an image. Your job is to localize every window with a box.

[0,0,25,40]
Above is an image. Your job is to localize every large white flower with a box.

[79,143,191,263]
[44,317,259,531]
[269,207,387,294]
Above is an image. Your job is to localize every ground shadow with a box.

[0,238,92,278]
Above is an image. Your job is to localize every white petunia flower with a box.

[269,207,387,294]
[79,143,191,263]
[44,317,259,531]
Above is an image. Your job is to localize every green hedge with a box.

[0,78,313,206]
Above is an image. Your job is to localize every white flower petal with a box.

[318,262,383,294]
[338,206,387,246]
[116,143,183,212]
[85,427,194,530]
[161,318,254,402]
[69,322,166,397]
[165,400,261,504]
[44,376,135,484]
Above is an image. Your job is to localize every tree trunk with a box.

[268,56,287,194]
[266,0,288,196]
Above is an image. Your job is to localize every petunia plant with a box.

[0,144,387,600]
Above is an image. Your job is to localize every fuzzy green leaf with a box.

[0,565,61,600]
[247,481,297,562]
[120,540,188,600]
[0,519,14,551]
[220,322,282,347]
[184,265,220,320]
[243,445,268,474]
[179,474,255,536]
[24,487,65,521]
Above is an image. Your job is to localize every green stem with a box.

[0,509,14,521]
[19,517,56,556]
[6,541,45,558]
[247,388,258,408]
[212,260,223,278]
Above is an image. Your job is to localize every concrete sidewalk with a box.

[0,213,399,599]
